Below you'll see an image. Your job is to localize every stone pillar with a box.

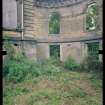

[60,43,63,61]
[82,43,88,59]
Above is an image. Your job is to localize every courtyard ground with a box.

[3,67,102,105]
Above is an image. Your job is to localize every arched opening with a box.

[49,12,60,34]
[86,3,98,31]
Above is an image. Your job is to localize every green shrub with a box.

[80,56,103,72]
[3,41,15,60]
[43,57,60,65]
[64,57,78,70]
[3,55,62,83]
[3,40,25,60]
[3,41,63,83]
[4,60,27,82]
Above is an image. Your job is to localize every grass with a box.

[3,48,102,105]
[3,38,102,105]
[3,66,102,105]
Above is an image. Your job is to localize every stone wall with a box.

[32,0,102,38]
[33,1,88,38]
[23,41,37,60]
[3,0,17,29]
[30,0,102,62]
[3,31,21,37]
[3,0,102,63]
[60,42,87,63]
[23,0,34,36]
[36,43,49,60]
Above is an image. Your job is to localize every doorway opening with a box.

[49,45,60,59]
[87,42,99,60]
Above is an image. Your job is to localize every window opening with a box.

[86,3,98,31]
[49,12,60,34]
[49,45,60,59]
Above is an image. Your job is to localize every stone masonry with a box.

[3,0,103,62]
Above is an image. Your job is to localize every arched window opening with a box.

[86,3,98,31]
[49,12,60,34]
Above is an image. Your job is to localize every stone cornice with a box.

[34,0,89,8]
[4,34,101,43]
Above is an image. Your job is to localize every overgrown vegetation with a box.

[3,41,62,83]
[80,56,102,71]
[3,55,62,83]
[3,41,102,105]
[64,57,78,70]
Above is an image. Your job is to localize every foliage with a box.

[3,70,102,105]
[87,4,98,16]
[43,58,60,65]
[3,41,16,60]
[79,56,103,72]
[3,41,24,61]
[49,12,60,34]
[3,57,62,83]
[3,41,102,83]
[3,42,62,83]
[79,42,102,73]
[86,4,98,31]
[50,45,60,59]
[64,57,78,70]
[86,15,95,30]
[3,45,102,105]
[3,85,30,105]
[3,41,102,105]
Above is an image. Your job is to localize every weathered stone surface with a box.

[23,42,37,60]
[60,42,85,62]
[23,0,34,36]
[36,43,49,60]
[3,0,103,62]
[3,0,17,28]
[32,0,102,38]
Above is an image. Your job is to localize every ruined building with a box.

[3,0,103,62]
